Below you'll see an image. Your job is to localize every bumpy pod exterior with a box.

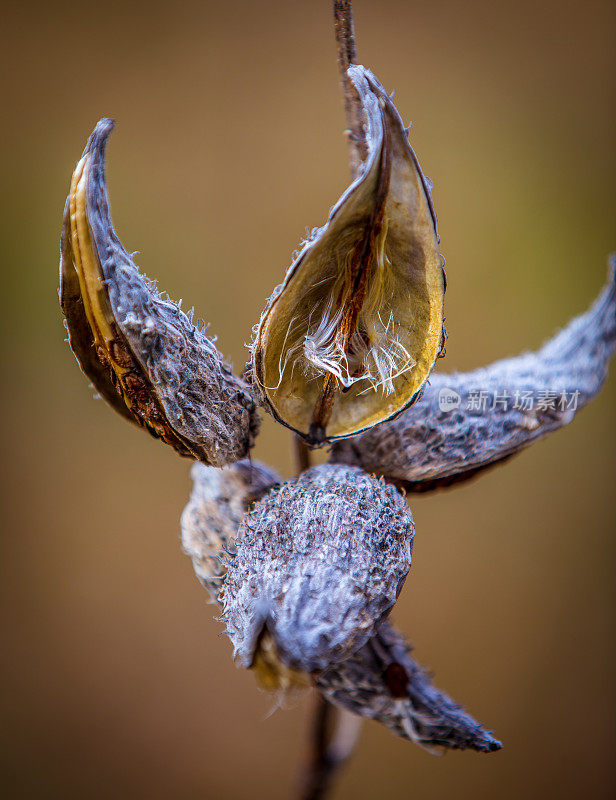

[221,464,414,673]
[181,460,281,602]
[332,260,616,491]
[317,620,501,753]
[251,65,445,445]
[181,460,502,747]
[60,119,259,465]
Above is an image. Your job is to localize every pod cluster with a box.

[181,461,500,751]
[59,52,615,759]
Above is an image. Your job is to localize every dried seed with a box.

[221,463,414,674]
[331,260,616,491]
[316,620,502,753]
[251,66,445,445]
[60,119,259,466]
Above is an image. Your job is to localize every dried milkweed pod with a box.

[250,65,445,445]
[180,459,500,749]
[316,620,501,753]
[221,464,414,677]
[181,460,280,601]
[331,261,616,491]
[60,119,259,466]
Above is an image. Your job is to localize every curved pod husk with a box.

[317,620,501,753]
[251,66,445,445]
[60,118,259,466]
[181,460,280,602]
[221,463,414,674]
[331,261,616,491]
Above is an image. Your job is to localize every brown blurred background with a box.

[1,0,614,797]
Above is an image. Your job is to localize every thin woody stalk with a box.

[295,695,362,800]
[293,435,312,475]
[333,0,367,176]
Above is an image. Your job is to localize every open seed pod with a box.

[60,118,259,466]
[181,460,280,602]
[316,620,501,753]
[251,65,445,445]
[221,464,414,677]
[331,260,616,491]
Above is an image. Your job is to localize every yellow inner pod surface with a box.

[69,156,116,351]
[251,632,311,693]
[68,156,137,405]
[258,114,444,442]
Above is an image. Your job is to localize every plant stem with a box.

[333,0,367,177]
[293,435,312,474]
[293,693,363,800]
